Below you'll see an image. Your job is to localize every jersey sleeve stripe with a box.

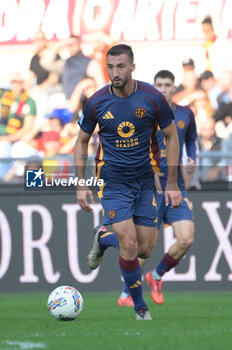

[85,86,109,106]
[138,86,167,104]
[96,135,105,180]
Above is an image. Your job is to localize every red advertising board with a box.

[0,0,231,46]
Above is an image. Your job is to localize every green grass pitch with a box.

[0,291,231,350]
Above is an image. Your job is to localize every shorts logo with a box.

[117,121,135,138]
[177,120,185,129]
[26,168,44,187]
[135,107,146,118]
[108,210,116,219]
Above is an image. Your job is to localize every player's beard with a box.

[111,77,128,89]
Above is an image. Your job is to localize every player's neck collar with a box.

[109,80,137,97]
[170,101,176,110]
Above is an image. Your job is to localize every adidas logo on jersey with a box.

[103,111,114,119]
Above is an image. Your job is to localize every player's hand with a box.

[164,183,182,208]
[76,185,95,212]
[154,172,164,194]
[185,157,195,175]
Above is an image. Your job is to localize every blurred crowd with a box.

[0,16,232,185]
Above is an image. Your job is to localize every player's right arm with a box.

[74,92,98,211]
[153,90,182,207]
[74,129,95,212]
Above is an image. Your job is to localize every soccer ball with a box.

[47,286,83,321]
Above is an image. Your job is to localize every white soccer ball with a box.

[47,286,83,321]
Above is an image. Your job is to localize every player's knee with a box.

[138,252,150,259]
[121,237,137,256]
[178,235,194,251]
[138,245,153,259]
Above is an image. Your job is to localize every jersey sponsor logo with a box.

[117,121,135,138]
[135,107,146,118]
[103,111,115,119]
[177,120,185,129]
[108,210,116,219]
[116,137,139,148]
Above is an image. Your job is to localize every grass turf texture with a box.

[0,292,231,350]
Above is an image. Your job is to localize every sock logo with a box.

[130,280,142,289]
[100,232,114,238]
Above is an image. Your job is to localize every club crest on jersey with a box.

[108,210,116,219]
[177,120,185,129]
[135,107,146,118]
[117,121,135,138]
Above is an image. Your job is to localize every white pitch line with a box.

[3,341,46,349]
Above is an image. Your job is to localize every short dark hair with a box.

[154,70,175,83]
[199,70,214,84]
[182,58,195,68]
[201,16,213,25]
[106,44,134,63]
[69,34,80,41]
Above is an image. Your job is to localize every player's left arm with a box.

[161,121,182,207]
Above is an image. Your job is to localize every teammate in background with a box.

[144,70,196,305]
[87,70,196,308]
[74,45,182,320]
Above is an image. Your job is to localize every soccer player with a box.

[88,70,196,307]
[74,46,182,320]
[144,70,196,305]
